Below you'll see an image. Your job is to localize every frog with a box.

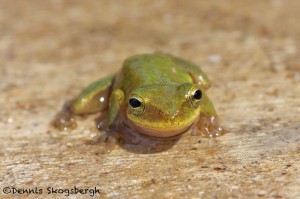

[53,52,224,152]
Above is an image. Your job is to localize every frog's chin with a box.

[127,120,193,138]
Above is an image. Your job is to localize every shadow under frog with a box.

[52,53,225,154]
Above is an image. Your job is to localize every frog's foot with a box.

[97,130,122,154]
[96,115,109,132]
[192,114,225,138]
[52,103,77,131]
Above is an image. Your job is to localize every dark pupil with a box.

[129,98,141,108]
[193,90,202,100]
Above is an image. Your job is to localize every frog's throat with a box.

[125,119,193,138]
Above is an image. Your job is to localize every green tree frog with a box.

[53,53,224,150]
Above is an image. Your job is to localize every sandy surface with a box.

[0,0,299,198]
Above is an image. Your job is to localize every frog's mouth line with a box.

[125,120,193,138]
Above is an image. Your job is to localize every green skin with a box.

[66,53,223,141]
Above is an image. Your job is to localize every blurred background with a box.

[0,0,299,198]
[1,0,299,101]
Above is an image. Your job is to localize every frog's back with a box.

[115,53,193,93]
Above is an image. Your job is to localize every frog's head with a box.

[126,83,205,137]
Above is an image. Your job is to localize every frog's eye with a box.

[190,89,202,107]
[193,89,202,100]
[129,96,145,115]
[129,98,142,108]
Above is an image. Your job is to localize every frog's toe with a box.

[52,108,77,131]
[98,134,120,154]
[200,125,224,137]
[192,115,225,138]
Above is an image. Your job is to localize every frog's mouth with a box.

[126,120,193,138]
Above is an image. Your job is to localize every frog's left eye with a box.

[190,89,202,107]
[129,96,145,115]
[193,89,202,100]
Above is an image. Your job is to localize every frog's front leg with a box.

[99,89,125,153]
[191,93,225,137]
[52,75,114,131]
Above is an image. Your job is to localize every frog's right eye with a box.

[129,96,145,115]
[129,98,142,108]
